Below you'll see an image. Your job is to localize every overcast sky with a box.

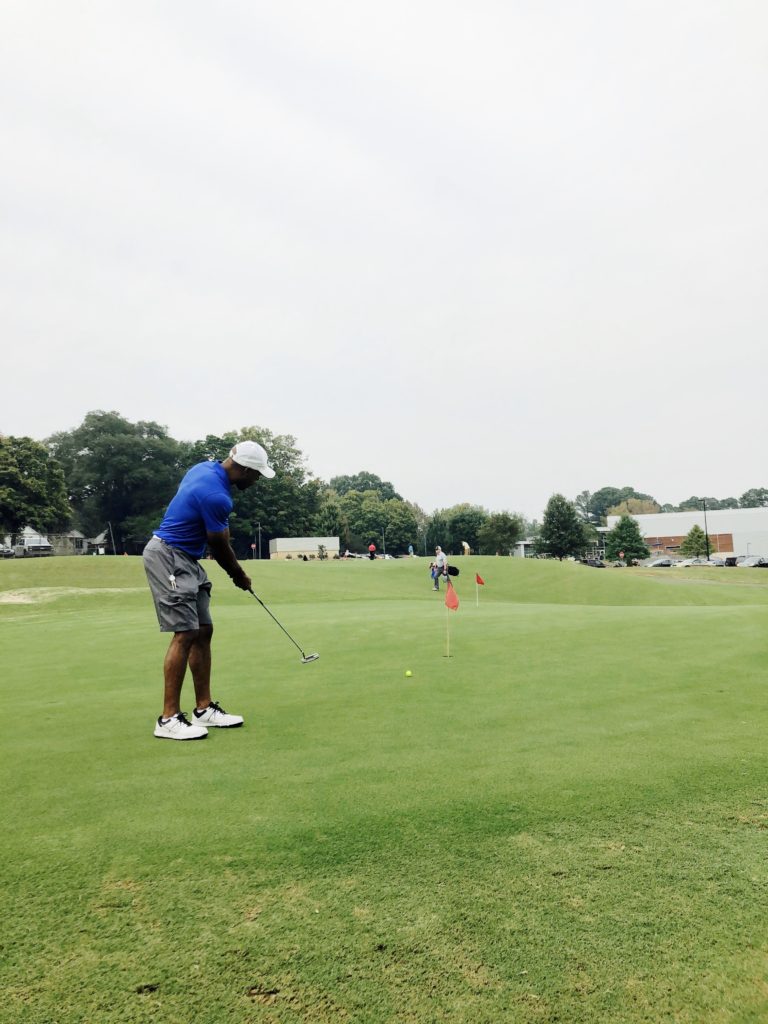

[1,1,766,520]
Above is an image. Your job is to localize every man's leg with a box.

[189,624,213,710]
[188,621,244,728]
[162,629,200,719]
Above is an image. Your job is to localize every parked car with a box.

[646,558,673,567]
[0,546,15,558]
[739,556,768,568]
[13,542,53,557]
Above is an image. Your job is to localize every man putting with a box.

[143,440,275,740]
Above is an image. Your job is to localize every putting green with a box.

[1,555,766,1023]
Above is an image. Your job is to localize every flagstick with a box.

[476,581,479,608]
[445,605,451,658]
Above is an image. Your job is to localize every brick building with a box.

[605,507,768,558]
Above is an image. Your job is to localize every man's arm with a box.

[207,529,252,590]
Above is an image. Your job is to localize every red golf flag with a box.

[445,580,459,610]
[475,573,485,585]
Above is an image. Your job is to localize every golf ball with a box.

[405,670,413,677]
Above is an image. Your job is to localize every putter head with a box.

[301,653,320,664]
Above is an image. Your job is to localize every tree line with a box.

[575,485,768,523]
[1,412,766,559]
[0,412,528,557]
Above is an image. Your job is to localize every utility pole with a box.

[702,499,710,559]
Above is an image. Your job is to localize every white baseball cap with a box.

[229,441,275,478]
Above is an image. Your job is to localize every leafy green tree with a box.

[477,512,524,555]
[536,494,587,559]
[574,490,593,522]
[586,487,626,523]
[423,505,489,555]
[581,520,599,551]
[587,486,658,524]
[312,488,344,540]
[678,496,717,511]
[178,432,239,465]
[676,495,738,511]
[425,509,451,553]
[604,515,650,562]
[524,517,541,539]
[337,490,367,550]
[409,502,430,556]
[0,436,71,538]
[382,499,420,554]
[445,504,489,554]
[738,488,768,508]
[47,411,182,551]
[679,524,710,557]
[333,490,382,547]
[359,493,387,545]
[331,488,419,554]
[329,472,401,501]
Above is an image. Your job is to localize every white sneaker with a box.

[154,712,208,740]
[193,700,244,728]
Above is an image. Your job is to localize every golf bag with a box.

[430,563,459,581]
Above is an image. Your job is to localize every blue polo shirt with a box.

[155,461,233,558]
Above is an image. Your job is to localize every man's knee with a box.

[171,628,201,650]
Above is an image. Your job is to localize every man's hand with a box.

[207,529,252,590]
[232,567,252,591]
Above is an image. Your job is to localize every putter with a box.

[248,588,319,664]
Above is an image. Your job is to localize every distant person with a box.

[462,541,470,556]
[430,545,448,591]
[368,542,376,561]
[142,440,275,741]
[408,544,414,558]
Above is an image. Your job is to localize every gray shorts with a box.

[143,536,213,633]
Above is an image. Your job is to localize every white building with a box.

[268,536,340,560]
[606,507,768,558]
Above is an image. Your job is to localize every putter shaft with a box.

[248,588,310,659]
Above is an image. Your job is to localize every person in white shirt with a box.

[431,545,448,591]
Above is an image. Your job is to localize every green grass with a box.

[1,555,767,1023]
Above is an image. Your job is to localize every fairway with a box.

[2,556,767,1023]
